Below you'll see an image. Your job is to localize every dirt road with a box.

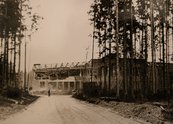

[0,95,148,124]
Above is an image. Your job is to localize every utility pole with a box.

[91,12,95,84]
[85,46,89,64]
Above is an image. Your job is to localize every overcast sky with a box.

[22,0,94,70]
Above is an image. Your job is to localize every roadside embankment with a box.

[0,93,39,120]
[73,94,173,124]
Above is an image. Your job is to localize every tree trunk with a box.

[108,6,112,95]
[150,0,155,94]
[115,0,120,98]
[123,1,127,98]
[13,35,17,87]
[129,0,134,99]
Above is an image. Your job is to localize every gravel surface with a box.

[0,95,148,124]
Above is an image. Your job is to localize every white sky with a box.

[22,0,95,70]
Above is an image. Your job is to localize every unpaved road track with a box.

[0,95,148,124]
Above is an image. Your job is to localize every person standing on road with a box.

[48,83,51,96]
[48,89,51,96]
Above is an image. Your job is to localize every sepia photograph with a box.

[0,0,173,124]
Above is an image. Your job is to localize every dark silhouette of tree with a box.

[0,0,43,89]
[88,0,173,100]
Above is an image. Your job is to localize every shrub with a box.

[5,87,22,99]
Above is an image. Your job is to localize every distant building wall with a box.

[31,76,80,94]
